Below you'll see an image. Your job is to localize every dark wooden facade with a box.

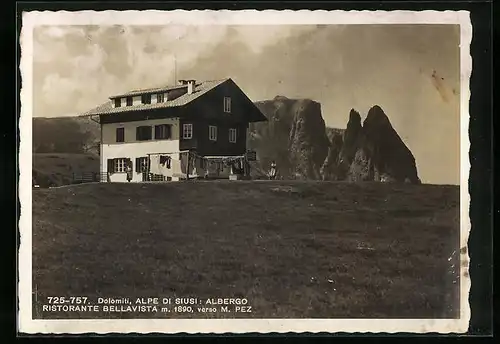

[179,118,248,156]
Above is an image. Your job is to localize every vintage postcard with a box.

[18,9,472,334]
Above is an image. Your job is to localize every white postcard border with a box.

[18,9,472,334]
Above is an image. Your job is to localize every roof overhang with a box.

[247,107,268,123]
[78,113,101,124]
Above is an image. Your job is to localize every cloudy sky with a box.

[32,24,461,185]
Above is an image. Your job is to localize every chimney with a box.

[178,79,187,85]
[187,80,196,94]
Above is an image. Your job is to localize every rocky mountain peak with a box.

[348,108,362,125]
[249,98,420,183]
[363,105,393,139]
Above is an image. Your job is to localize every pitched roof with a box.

[80,79,228,117]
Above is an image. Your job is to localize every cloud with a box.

[41,74,77,105]
[42,25,85,38]
[229,25,315,54]
[32,24,319,111]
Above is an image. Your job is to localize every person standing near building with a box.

[126,161,133,182]
[269,160,277,180]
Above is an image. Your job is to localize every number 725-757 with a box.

[47,296,88,304]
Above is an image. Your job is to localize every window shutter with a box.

[166,125,172,139]
[135,158,140,172]
[107,159,115,174]
[116,128,124,142]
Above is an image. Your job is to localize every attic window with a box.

[157,93,164,103]
[114,98,121,108]
[126,97,133,106]
[141,94,151,104]
[223,97,231,113]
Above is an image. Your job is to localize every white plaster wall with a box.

[102,117,180,144]
[101,118,181,182]
[102,141,181,182]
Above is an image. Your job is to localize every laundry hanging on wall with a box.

[194,156,204,170]
[149,155,162,175]
[180,153,189,174]
[157,155,172,176]
[171,159,183,178]
[159,155,171,169]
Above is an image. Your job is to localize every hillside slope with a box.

[33,153,100,187]
[33,116,100,155]
[32,181,460,319]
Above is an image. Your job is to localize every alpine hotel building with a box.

[81,78,267,182]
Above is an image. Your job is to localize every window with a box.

[136,126,152,141]
[229,128,237,143]
[141,94,151,104]
[114,98,121,108]
[182,123,193,139]
[155,124,171,140]
[116,127,125,142]
[209,125,218,141]
[126,97,133,106]
[114,158,127,173]
[157,93,164,103]
[136,157,149,173]
[223,97,231,113]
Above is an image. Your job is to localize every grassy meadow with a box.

[32,181,461,319]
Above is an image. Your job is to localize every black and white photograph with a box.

[19,9,472,334]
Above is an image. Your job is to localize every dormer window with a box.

[157,93,164,103]
[223,97,231,113]
[114,98,121,108]
[126,97,133,106]
[141,94,151,104]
